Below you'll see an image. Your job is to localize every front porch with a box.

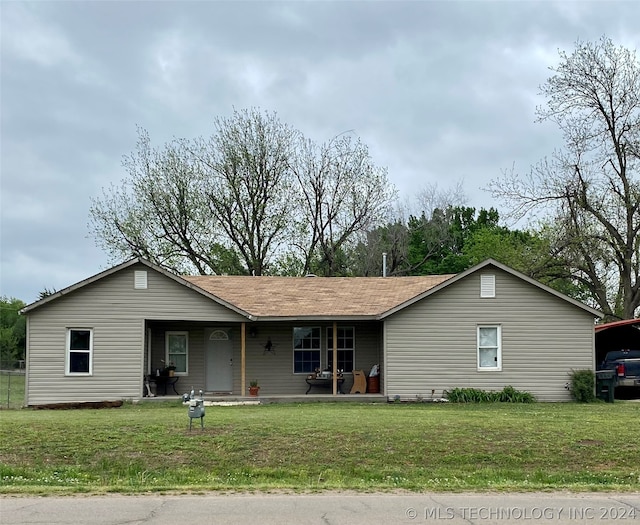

[145,319,384,398]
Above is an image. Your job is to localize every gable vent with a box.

[134,270,148,290]
[480,274,495,298]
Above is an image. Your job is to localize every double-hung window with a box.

[293,327,321,373]
[166,331,188,374]
[477,325,501,371]
[326,326,355,373]
[67,328,93,375]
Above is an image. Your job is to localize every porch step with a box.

[202,394,386,404]
[141,394,387,404]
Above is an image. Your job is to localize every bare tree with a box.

[414,181,467,218]
[90,110,397,278]
[291,133,396,276]
[351,219,408,276]
[196,108,299,275]
[89,128,228,275]
[490,37,640,319]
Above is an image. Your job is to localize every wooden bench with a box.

[305,376,344,394]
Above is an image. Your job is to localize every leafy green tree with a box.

[0,297,26,368]
[463,226,587,299]
[269,251,306,277]
[464,227,545,270]
[351,206,506,277]
[406,206,500,275]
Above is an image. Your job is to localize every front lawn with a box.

[0,401,638,494]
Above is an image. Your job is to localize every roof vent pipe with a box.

[382,252,387,277]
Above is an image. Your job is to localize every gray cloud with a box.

[1,0,638,302]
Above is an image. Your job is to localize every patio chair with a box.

[350,369,366,394]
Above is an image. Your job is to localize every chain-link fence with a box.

[1,368,25,409]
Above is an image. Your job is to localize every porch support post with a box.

[241,322,246,396]
[332,321,338,395]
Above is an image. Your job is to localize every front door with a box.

[206,329,233,392]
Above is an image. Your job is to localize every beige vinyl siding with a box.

[26,264,246,405]
[385,269,596,402]
[26,309,143,405]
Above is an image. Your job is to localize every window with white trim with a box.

[166,331,188,374]
[326,326,355,373]
[477,325,501,370]
[67,328,93,375]
[293,327,321,373]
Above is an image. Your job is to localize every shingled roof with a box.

[183,275,455,319]
[20,257,603,319]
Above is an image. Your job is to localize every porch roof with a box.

[183,275,454,319]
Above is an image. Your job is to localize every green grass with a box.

[0,371,25,409]
[1,401,639,494]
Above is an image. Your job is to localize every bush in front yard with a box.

[569,369,596,402]
[445,386,535,403]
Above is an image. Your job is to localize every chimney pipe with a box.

[382,252,387,277]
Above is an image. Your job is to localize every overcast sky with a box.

[1,1,638,304]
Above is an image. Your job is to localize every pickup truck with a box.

[599,349,640,387]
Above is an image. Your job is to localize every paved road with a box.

[1,492,639,525]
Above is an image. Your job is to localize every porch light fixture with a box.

[263,338,275,355]
[248,327,258,338]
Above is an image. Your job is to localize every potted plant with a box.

[248,380,260,397]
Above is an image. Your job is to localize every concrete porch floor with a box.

[142,393,387,404]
